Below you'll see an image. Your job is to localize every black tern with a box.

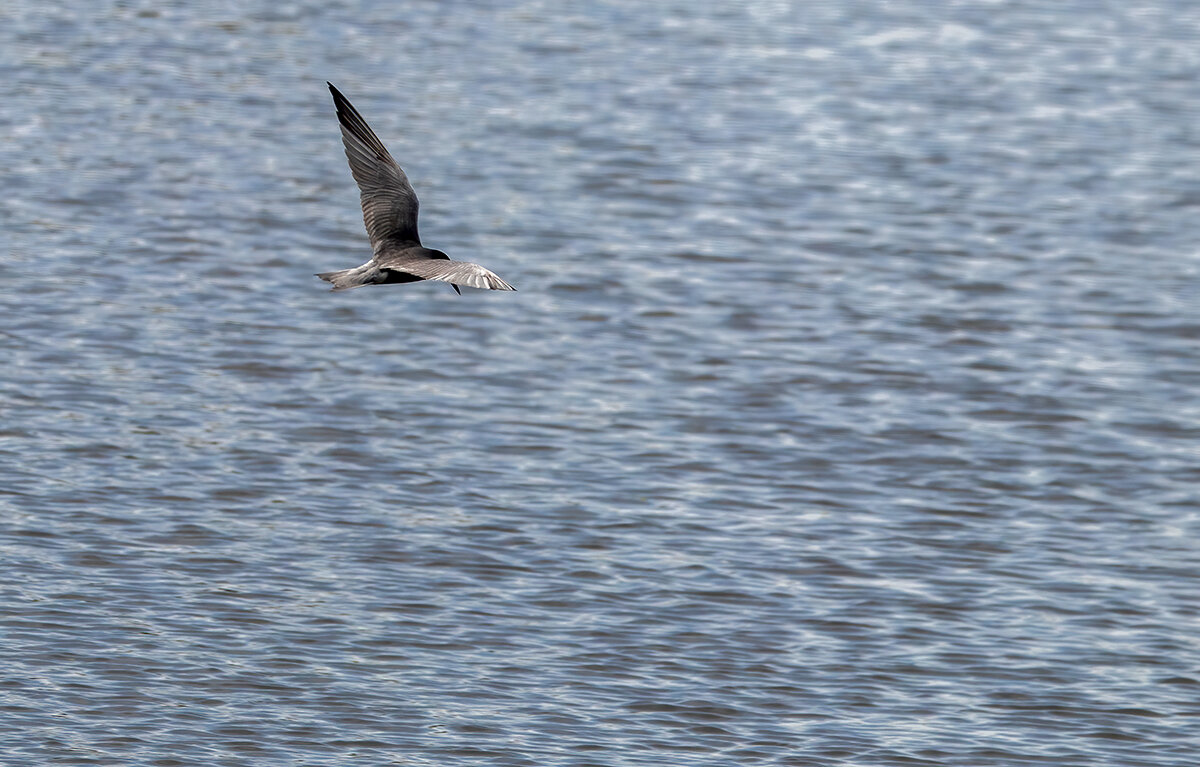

[317,83,515,294]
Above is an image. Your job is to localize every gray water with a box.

[2,1,1199,765]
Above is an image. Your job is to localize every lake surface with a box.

[2,1,1199,765]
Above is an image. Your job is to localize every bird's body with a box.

[317,83,515,293]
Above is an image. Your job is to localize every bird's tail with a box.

[316,263,380,291]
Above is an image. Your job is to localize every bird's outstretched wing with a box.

[328,82,421,247]
[386,258,516,291]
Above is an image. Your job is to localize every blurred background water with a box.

[2,1,1199,765]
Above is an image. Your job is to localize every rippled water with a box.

[3,1,1200,765]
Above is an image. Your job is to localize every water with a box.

[2,1,1199,764]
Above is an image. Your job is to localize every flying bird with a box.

[317,82,515,294]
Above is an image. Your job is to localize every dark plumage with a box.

[317,83,516,294]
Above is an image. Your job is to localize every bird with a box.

[317,82,515,294]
